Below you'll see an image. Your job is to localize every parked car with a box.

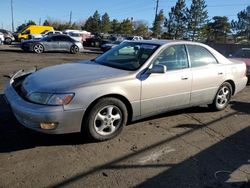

[63,30,91,43]
[100,40,122,52]
[5,40,247,141]
[0,32,4,45]
[125,36,143,41]
[18,25,54,41]
[28,30,62,40]
[21,34,83,54]
[0,29,15,44]
[230,48,250,82]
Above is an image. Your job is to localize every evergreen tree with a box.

[164,10,175,39]
[43,19,51,26]
[83,10,101,33]
[101,13,111,33]
[186,0,208,41]
[134,23,148,37]
[120,18,133,35]
[111,19,121,34]
[152,9,165,38]
[165,0,187,39]
[231,6,250,41]
[16,20,36,32]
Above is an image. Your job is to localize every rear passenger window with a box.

[187,45,217,67]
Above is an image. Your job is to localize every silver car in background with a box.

[5,40,247,141]
[21,34,83,54]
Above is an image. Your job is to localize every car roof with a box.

[126,39,204,46]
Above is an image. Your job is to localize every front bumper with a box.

[4,72,85,134]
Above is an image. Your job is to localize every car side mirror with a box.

[147,64,167,74]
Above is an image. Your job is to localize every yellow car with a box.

[18,25,54,40]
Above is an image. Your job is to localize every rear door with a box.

[47,36,61,51]
[59,36,72,51]
[186,44,225,105]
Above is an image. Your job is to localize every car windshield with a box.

[233,49,250,58]
[95,42,159,71]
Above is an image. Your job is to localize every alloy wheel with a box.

[94,105,122,136]
[34,44,44,53]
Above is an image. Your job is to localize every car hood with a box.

[22,61,130,93]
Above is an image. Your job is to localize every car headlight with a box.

[27,92,74,105]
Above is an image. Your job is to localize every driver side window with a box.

[152,45,189,71]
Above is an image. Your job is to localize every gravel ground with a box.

[0,45,250,188]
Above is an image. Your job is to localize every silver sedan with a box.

[5,40,247,141]
[21,34,84,54]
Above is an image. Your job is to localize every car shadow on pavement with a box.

[135,126,250,188]
[43,100,250,188]
[0,49,26,53]
[0,94,94,153]
[1,92,250,187]
[1,90,250,153]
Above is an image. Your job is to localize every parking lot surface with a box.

[0,45,250,188]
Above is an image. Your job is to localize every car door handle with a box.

[181,76,189,80]
[218,72,223,75]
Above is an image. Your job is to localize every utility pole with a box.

[69,11,72,25]
[39,18,41,25]
[11,0,14,32]
[154,0,159,23]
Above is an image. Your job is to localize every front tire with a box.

[210,82,232,111]
[84,98,128,141]
[33,44,44,54]
[4,38,12,45]
[70,45,79,54]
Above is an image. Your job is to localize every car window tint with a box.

[96,42,159,71]
[234,49,250,58]
[62,36,72,42]
[187,45,217,67]
[152,45,189,71]
[50,36,60,41]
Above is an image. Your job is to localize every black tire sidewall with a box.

[84,98,128,141]
[71,45,79,54]
[5,38,12,44]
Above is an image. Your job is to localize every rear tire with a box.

[210,82,232,111]
[83,98,128,141]
[70,45,79,54]
[33,44,44,54]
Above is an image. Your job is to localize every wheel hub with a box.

[94,105,122,136]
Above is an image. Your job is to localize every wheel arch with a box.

[33,42,45,52]
[81,94,133,130]
[224,80,235,95]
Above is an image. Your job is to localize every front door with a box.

[141,44,192,116]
